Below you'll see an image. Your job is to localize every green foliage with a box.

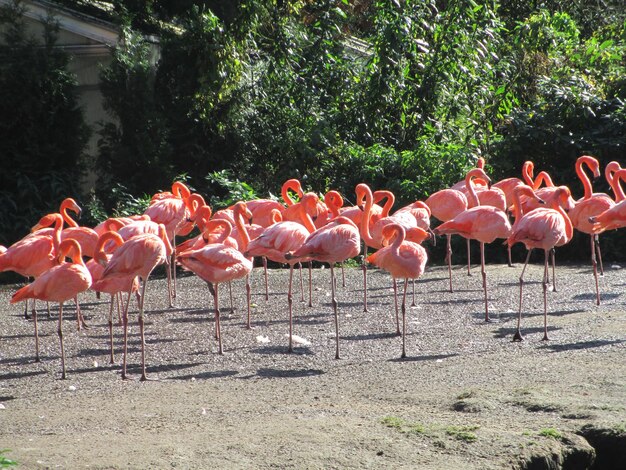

[445,425,480,442]
[0,449,17,468]
[205,170,258,209]
[539,428,563,439]
[0,0,89,245]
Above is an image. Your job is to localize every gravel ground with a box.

[1,260,625,469]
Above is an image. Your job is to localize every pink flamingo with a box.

[286,216,360,359]
[144,181,192,303]
[589,169,626,233]
[1,213,63,360]
[177,220,253,355]
[605,161,625,202]
[492,161,536,208]
[11,239,92,379]
[507,187,574,341]
[367,224,429,358]
[568,156,615,305]
[244,203,316,352]
[434,169,512,322]
[88,231,140,364]
[99,224,172,380]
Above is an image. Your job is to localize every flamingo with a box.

[507,187,574,341]
[567,156,615,305]
[605,161,625,202]
[1,213,63,360]
[492,161,536,208]
[434,169,512,322]
[144,181,192,304]
[244,203,316,352]
[589,169,626,233]
[366,224,429,358]
[286,216,360,359]
[11,239,92,379]
[99,224,172,380]
[177,220,253,355]
[88,231,140,363]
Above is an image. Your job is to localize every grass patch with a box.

[539,428,562,439]
[0,449,17,468]
[380,416,405,429]
[445,425,480,442]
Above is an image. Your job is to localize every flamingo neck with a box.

[533,171,554,189]
[233,205,251,251]
[281,179,303,206]
[576,156,597,200]
[324,191,343,218]
[172,182,191,199]
[59,239,85,265]
[158,224,174,257]
[377,190,395,217]
[359,184,379,248]
[522,161,535,186]
[549,196,573,241]
[204,220,232,244]
[388,225,405,252]
[60,203,79,228]
[95,231,124,266]
[465,174,481,208]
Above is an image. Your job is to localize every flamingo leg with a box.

[590,234,601,306]
[228,281,234,314]
[466,238,472,276]
[214,283,223,355]
[58,302,67,380]
[445,235,453,292]
[138,278,151,381]
[330,264,340,360]
[507,244,513,267]
[401,279,408,359]
[341,262,346,288]
[121,283,133,380]
[74,295,89,331]
[245,274,252,329]
[166,254,174,307]
[542,249,550,341]
[298,262,305,302]
[263,256,269,301]
[513,249,532,342]
[171,238,177,299]
[550,248,557,292]
[108,295,115,364]
[308,261,313,307]
[481,242,490,322]
[362,244,368,312]
[33,305,40,363]
[411,278,416,307]
[287,265,294,353]
[595,235,604,276]
[393,279,400,336]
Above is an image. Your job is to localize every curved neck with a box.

[281,179,303,206]
[548,192,573,241]
[375,190,395,217]
[187,194,206,218]
[359,184,379,248]
[522,161,535,186]
[60,198,80,228]
[195,205,213,232]
[104,218,125,232]
[464,170,483,208]
[605,161,624,202]
[58,239,84,265]
[576,156,599,200]
[33,213,63,254]
[297,197,317,233]
[95,231,124,265]
[613,170,626,203]
[233,203,251,251]
[172,182,191,199]
[324,191,343,218]
[158,224,174,257]
[533,171,554,189]
[204,220,232,244]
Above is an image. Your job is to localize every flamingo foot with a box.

[512,330,524,342]
[140,374,158,382]
[542,333,550,341]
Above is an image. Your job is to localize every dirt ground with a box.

[1,260,625,469]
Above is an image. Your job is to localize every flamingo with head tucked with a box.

[11,239,91,379]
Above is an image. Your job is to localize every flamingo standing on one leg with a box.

[507,187,574,341]
[434,169,512,322]
[98,224,172,380]
[366,224,429,358]
[285,216,360,359]
[244,205,316,352]
[177,220,253,355]
[568,156,615,305]
[10,239,92,379]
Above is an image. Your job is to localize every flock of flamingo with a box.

[2,155,625,380]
